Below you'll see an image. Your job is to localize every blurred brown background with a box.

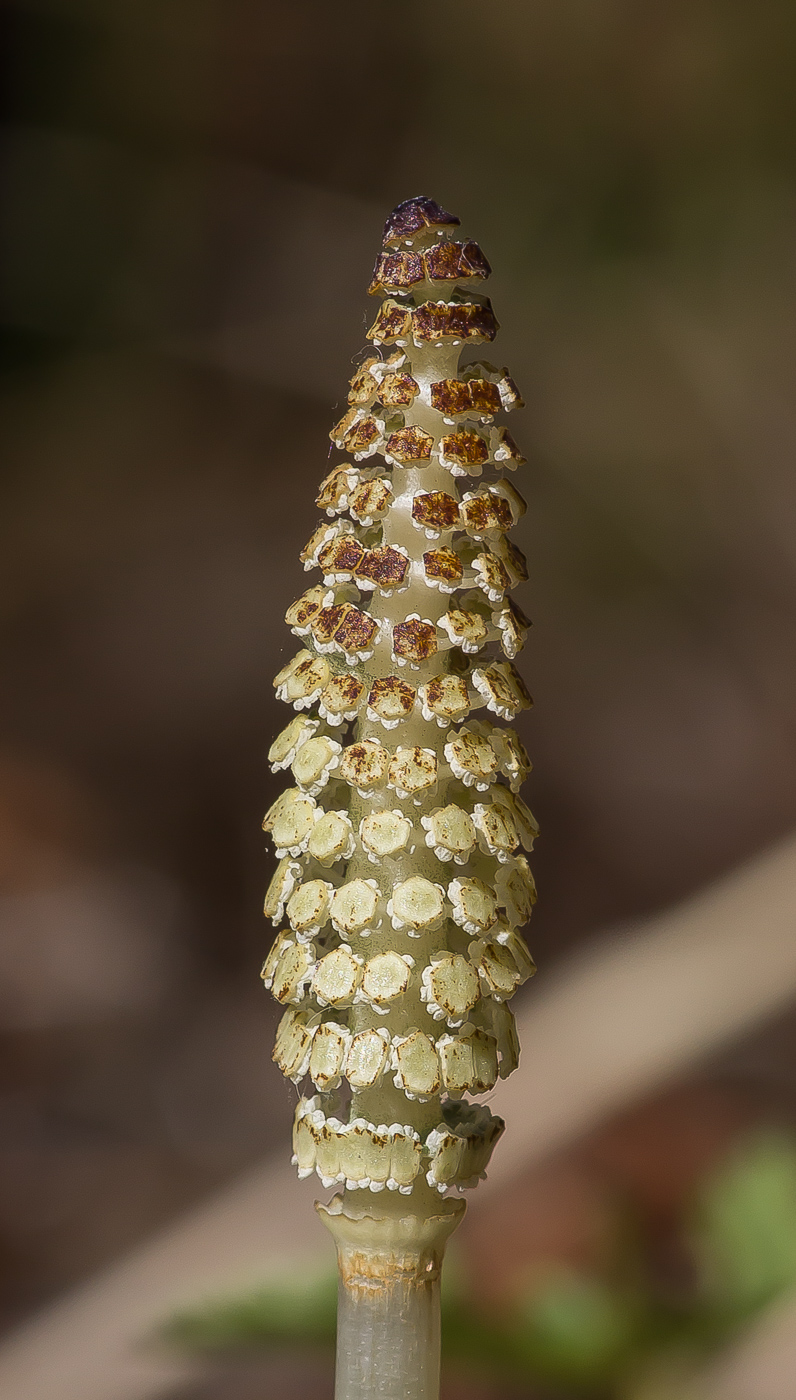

[3,0,796,1384]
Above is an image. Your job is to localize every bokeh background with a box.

[4,2,796,1396]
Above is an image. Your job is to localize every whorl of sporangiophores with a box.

[262,197,537,1209]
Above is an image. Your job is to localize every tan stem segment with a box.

[318,1196,466,1400]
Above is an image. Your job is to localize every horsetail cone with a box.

[263,197,536,1394]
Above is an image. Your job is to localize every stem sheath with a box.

[318,1196,465,1400]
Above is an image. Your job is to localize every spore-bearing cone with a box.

[263,195,536,1224]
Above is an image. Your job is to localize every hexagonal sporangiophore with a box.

[425,1103,505,1191]
[464,362,524,413]
[317,672,366,725]
[348,476,394,524]
[292,1098,430,1194]
[345,1027,391,1088]
[382,197,460,246]
[459,488,514,539]
[447,876,499,934]
[378,370,420,407]
[489,1000,521,1078]
[420,953,480,1026]
[360,951,414,1010]
[421,804,477,864]
[263,857,302,925]
[261,932,297,992]
[262,788,318,857]
[422,547,464,593]
[285,585,332,636]
[269,715,319,771]
[490,728,532,791]
[424,240,491,284]
[299,521,344,570]
[470,550,512,603]
[387,877,446,934]
[306,810,356,866]
[391,1032,441,1099]
[387,745,437,800]
[472,661,533,720]
[437,1027,499,1096]
[494,855,538,927]
[438,429,489,476]
[491,787,540,850]
[411,491,461,537]
[494,533,529,585]
[308,1021,352,1092]
[273,651,330,709]
[331,606,380,659]
[311,945,363,1008]
[290,734,342,794]
[347,353,394,403]
[469,935,525,1002]
[409,301,498,346]
[418,674,471,727]
[358,809,413,861]
[391,615,438,668]
[430,378,501,419]
[366,300,413,346]
[439,607,489,654]
[368,240,490,297]
[286,879,334,939]
[317,533,367,583]
[366,676,417,729]
[471,800,519,861]
[492,426,525,466]
[492,599,531,659]
[268,938,316,1006]
[316,465,360,515]
[273,1008,315,1082]
[384,426,433,466]
[444,727,500,790]
[356,545,409,595]
[339,739,390,794]
[329,878,381,937]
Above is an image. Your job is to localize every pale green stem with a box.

[319,1195,465,1400]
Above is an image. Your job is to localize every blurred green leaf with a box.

[509,1268,645,1389]
[692,1131,796,1320]
[163,1267,337,1351]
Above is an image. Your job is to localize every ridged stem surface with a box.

[319,1197,464,1400]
